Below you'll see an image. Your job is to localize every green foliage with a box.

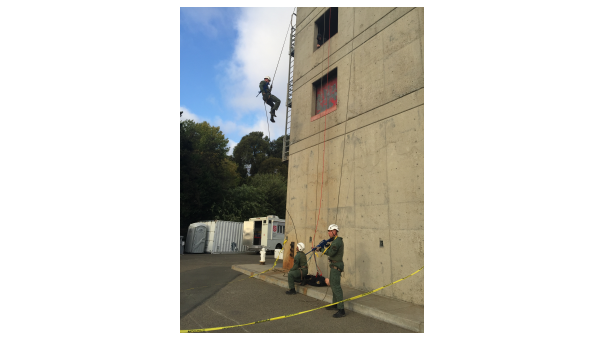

[248,173,288,219]
[268,135,287,159]
[232,131,270,177]
[180,120,240,234]
[180,124,288,231]
[258,157,288,178]
[211,185,272,222]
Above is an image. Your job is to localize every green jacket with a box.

[290,251,308,272]
[259,80,271,95]
[324,236,344,272]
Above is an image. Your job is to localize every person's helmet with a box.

[328,224,339,231]
[297,242,305,252]
[265,76,271,81]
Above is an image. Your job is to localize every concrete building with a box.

[282,7,424,306]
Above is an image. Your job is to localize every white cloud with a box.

[213,116,240,135]
[183,8,295,145]
[227,140,238,156]
[218,7,295,119]
[180,106,200,122]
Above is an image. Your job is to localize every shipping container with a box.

[198,220,245,254]
[185,223,208,253]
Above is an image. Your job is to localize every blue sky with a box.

[180,7,296,155]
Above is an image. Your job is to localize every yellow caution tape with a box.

[180,266,423,333]
[249,237,287,278]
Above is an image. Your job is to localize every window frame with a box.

[311,68,338,122]
[314,7,338,52]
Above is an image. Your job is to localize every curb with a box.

[232,264,423,333]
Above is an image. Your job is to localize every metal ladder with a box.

[282,12,296,162]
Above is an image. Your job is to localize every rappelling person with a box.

[316,224,345,318]
[285,242,308,295]
[259,76,281,123]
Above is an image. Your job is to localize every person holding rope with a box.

[259,76,281,123]
[285,242,308,295]
[315,224,346,318]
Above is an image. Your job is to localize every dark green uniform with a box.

[288,250,308,289]
[324,236,344,310]
[259,80,281,111]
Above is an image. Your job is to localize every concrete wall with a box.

[283,7,423,306]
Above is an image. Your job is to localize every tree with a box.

[232,131,270,178]
[268,135,287,159]
[258,157,288,178]
[211,185,272,222]
[180,120,240,235]
[249,173,288,219]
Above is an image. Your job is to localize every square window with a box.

[312,68,337,121]
[315,8,338,51]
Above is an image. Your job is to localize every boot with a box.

[332,309,346,318]
[270,116,275,123]
[325,305,338,311]
[285,288,297,295]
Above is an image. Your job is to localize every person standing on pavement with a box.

[317,224,345,318]
[286,242,308,295]
[259,76,281,123]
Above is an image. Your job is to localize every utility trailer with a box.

[242,215,286,254]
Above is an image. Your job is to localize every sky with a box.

[180,7,296,156]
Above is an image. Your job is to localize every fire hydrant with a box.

[260,247,266,265]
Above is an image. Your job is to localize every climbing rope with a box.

[261,7,296,140]
[335,9,354,225]
[310,7,333,278]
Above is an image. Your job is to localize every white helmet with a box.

[265,76,271,81]
[328,224,339,231]
[297,242,305,252]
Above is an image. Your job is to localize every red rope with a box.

[312,8,333,277]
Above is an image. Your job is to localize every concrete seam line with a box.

[290,101,424,155]
[293,7,414,90]
[180,266,423,333]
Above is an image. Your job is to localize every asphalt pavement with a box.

[180,253,414,333]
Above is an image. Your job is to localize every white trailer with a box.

[198,220,244,254]
[242,215,286,253]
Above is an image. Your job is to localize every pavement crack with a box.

[188,314,203,329]
[206,305,249,333]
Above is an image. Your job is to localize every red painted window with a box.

[312,69,337,121]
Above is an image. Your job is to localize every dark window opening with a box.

[253,221,262,245]
[315,7,338,49]
[312,68,337,120]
